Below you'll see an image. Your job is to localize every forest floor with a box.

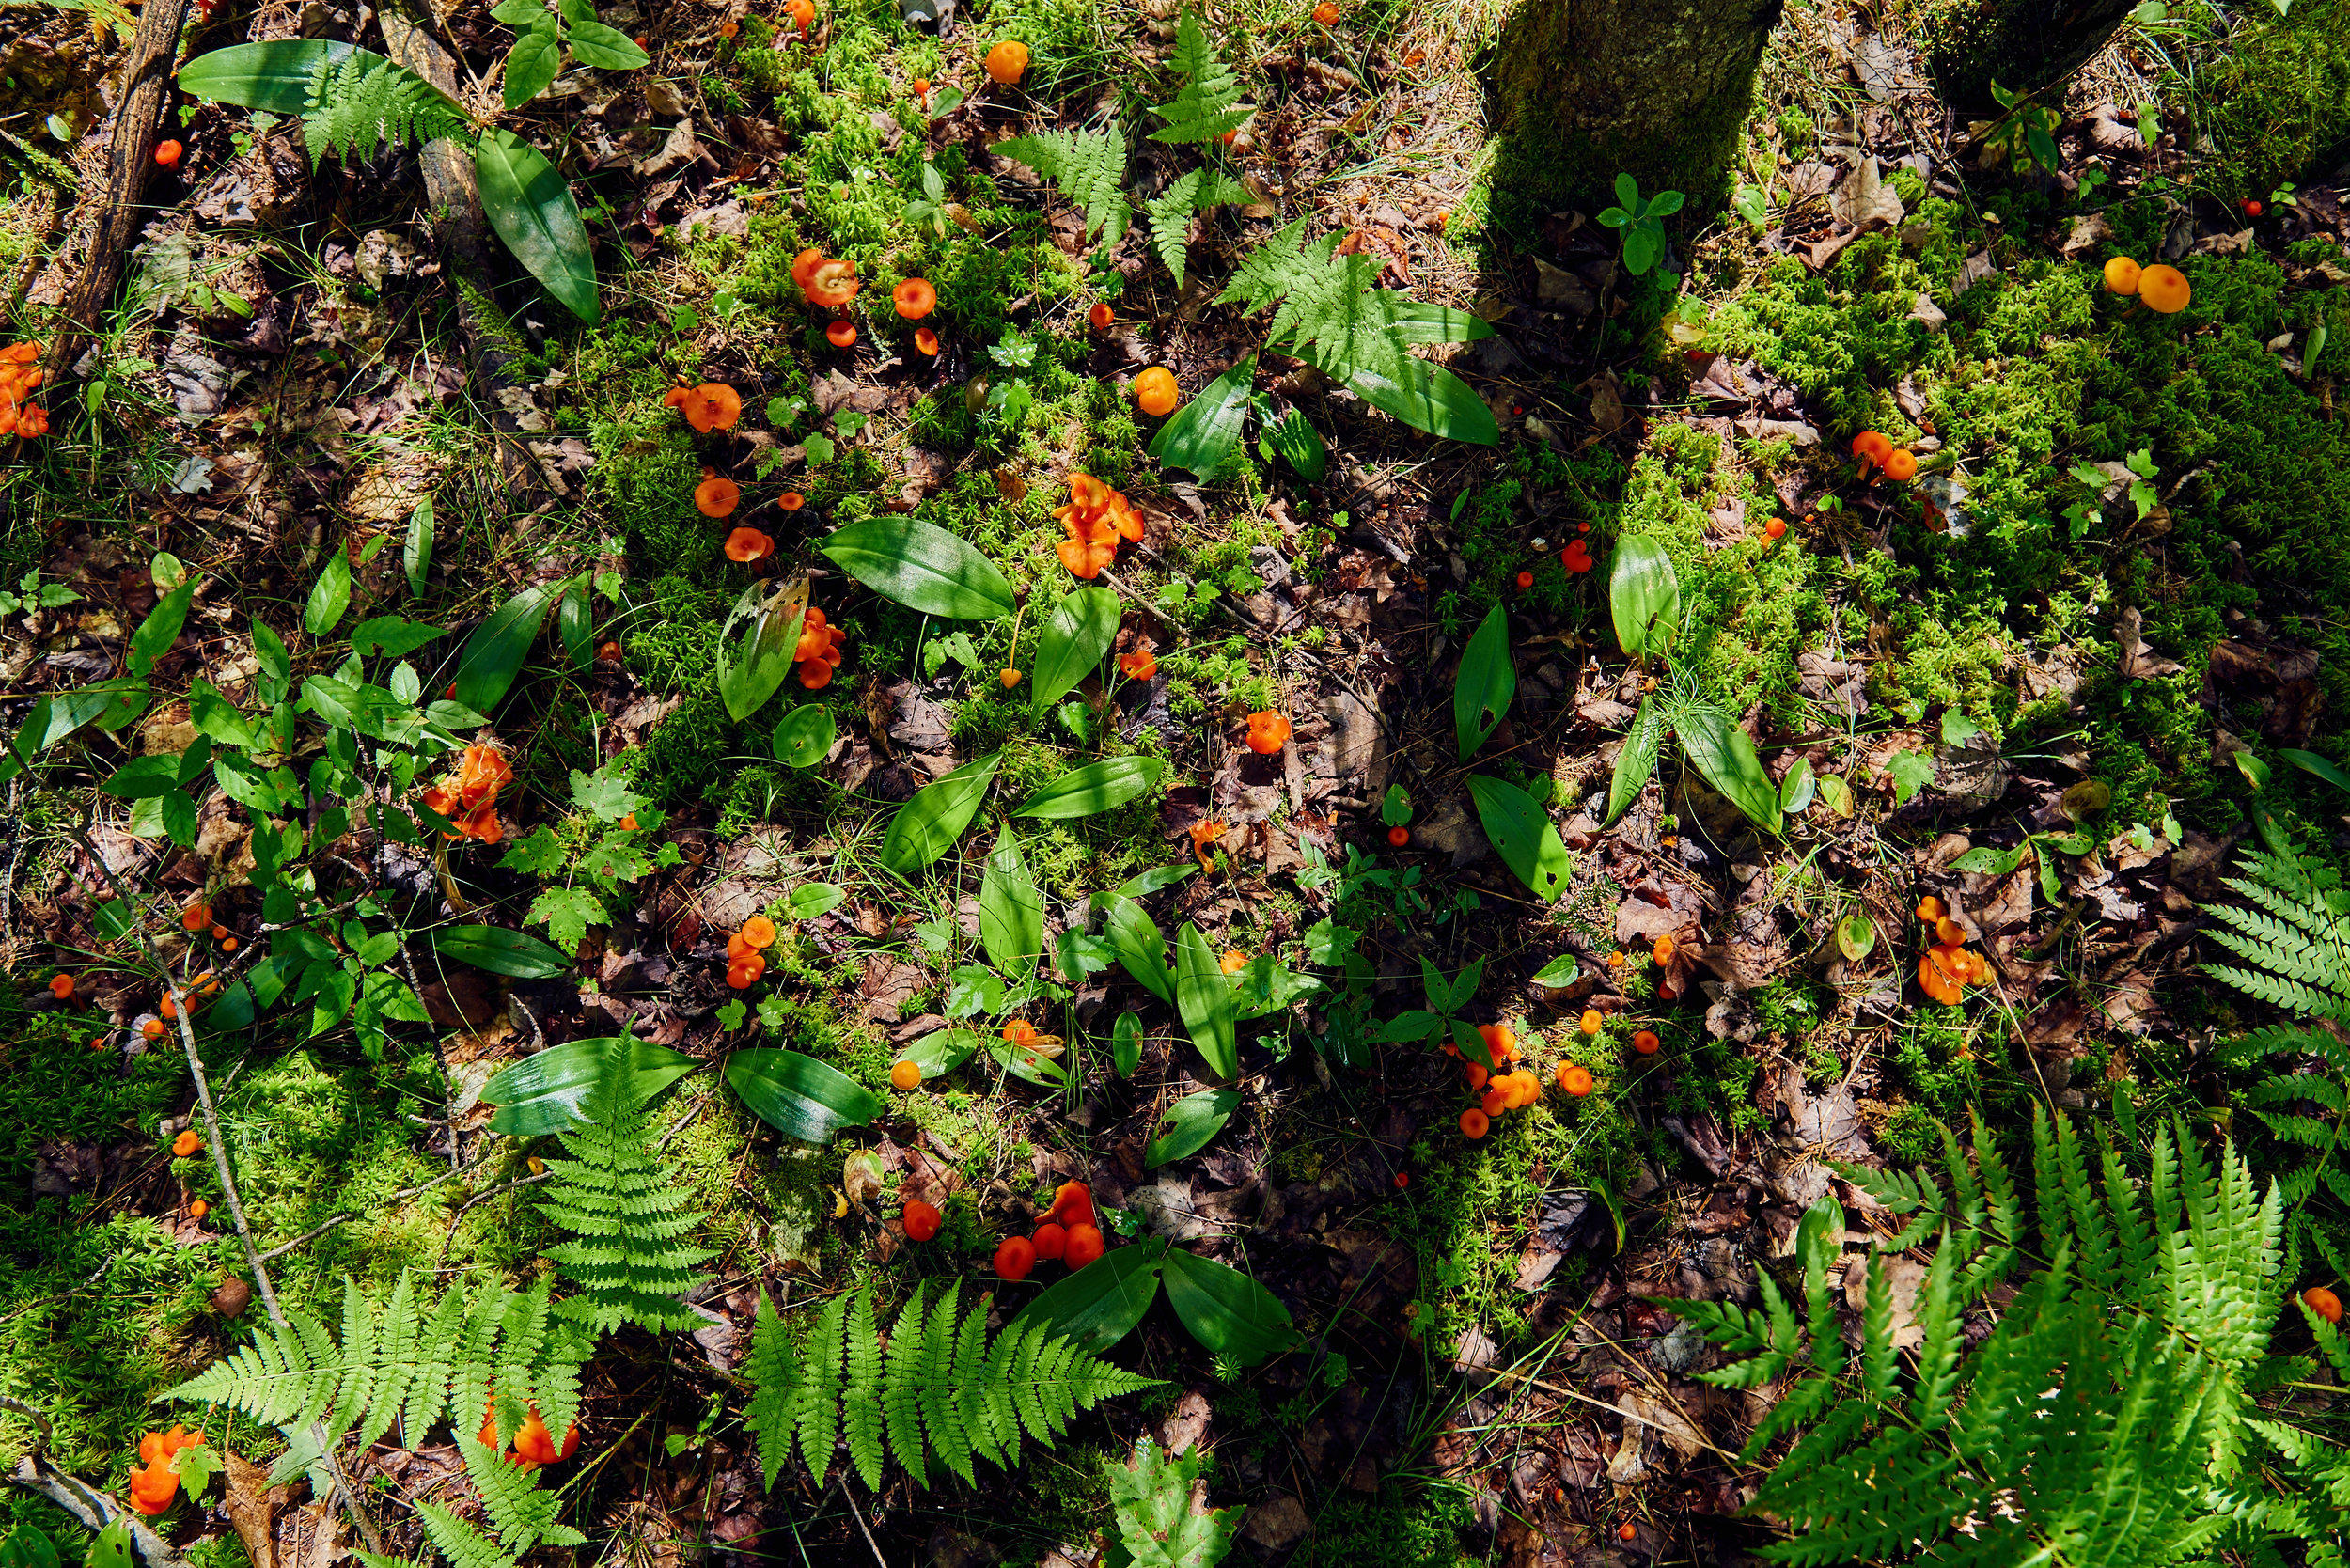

[4,0,2350,1564]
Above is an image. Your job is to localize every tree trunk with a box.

[1911,0,2139,115]
[1488,0,1784,227]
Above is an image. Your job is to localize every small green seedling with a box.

[1597,172,1684,276]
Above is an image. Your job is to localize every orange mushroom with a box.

[890,1059,923,1090]
[698,476,743,518]
[1188,818,1227,870]
[1118,646,1157,680]
[2138,263,2190,314]
[984,39,1029,84]
[48,973,72,999]
[681,383,743,433]
[1882,448,1919,482]
[1312,1,1340,20]
[1459,1107,1489,1138]
[915,327,941,355]
[1089,302,1113,331]
[1852,431,1893,478]
[1220,949,1248,975]
[791,248,825,292]
[154,140,182,168]
[778,492,806,510]
[892,278,936,320]
[1133,367,1180,416]
[825,319,858,348]
[1244,711,1292,754]
[794,605,847,688]
[2102,256,2141,297]
[805,259,860,308]
[172,1131,202,1158]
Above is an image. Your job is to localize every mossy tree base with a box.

[1486,0,1783,233]
[1907,0,2138,114]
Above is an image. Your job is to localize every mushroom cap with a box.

[2138,263,2190,313]
[825,319,858,346]
[699,478,744,518]
[914,327,941,355]
[1882,448,1919,481]
[891,278,936,319]
[2102,256,2141,296]
[1851,430,1894,463]
[984,39,1029,84]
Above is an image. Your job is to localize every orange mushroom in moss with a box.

[725,526,773,563]
[892,278,936,320]
[791,248,825,293]
[795,605,847,688]
[2138,263,2191,314]
[1089,302,1113,331]
[1118,646,1157,681]
[2103,256,2141,297]
[985,39,1029,84]
[804,259,860,307]
[1882,448,1919,482]
[785,0,812,28]
[778,492,806,510]
[1244,711,1292,754]
[669,383,743,433]
[1133,367,1180,416]
[915,327,941,356]
[1851,430,1893,478]
[825,319,858,348]
[127,1426,207,1516]
[697,473,742,517]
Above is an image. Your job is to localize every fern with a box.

[534,1040,714,1335]
[744,1283,1160,1489]
[1143,169,1246,289]
[994,128,1130,244]
[160,1272,588,1461]
[302,51,469,168]
[414,1501,519,1568]
[1149,12,1251,144]
[459,1436,587,1553]
[1670,1107,2346,1566]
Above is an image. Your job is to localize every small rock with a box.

[212,1278,253,1319]
[1240,1496,1313,1555]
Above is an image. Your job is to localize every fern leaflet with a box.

[1148,11,1251,144]
[994,128,1130,243]
[302,51,469,167]
[1144,170,1246,288]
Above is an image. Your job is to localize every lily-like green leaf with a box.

[1146,1089,1239,1168]
[1173,922,1238,1078]
[716,576,808,724]
[431,923,572,978]
[1679,705,1781,835]
[475,129,600,323]
[1104,897,1174,1003]
[879,752,1001,874]
[453,584,555,713]
[1031,588,1120,713]
[726,1049,884,1143]
[821,519,1015,619]
[1148,357,1254,478]
[1453,604,1513,760]
[1465,774,1571,902]
[978,827,1044,979]
[772,703,835,767]
[1012,757,1165,819]
[1609,535,1681,658]
[1161,1248,1299,1365]
[483,1035,696,1135]
[1010,1235,1172,1356]
[1604,695,1665,827]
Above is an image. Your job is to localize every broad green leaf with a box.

[1950,843,2029,876]
[178,39,381,113]
[985,1032,1068,1087]
[1531,954,1580,987]
[1261,406,1325,481]
[1388,301,1498,345]
[2234,750,2270,792]
[306,550,352,636]
[1888,748,1937,807]
[1605,695,1665,827]
[557,583,593,668]
[1453,604,1514,760]
[1111,1011,1143,1077]
[453,584,554,713]
[978,827,1044,979]
[501,23,562,107]
[773,703,835,767]
[894,1027,982,1081]
[190,680,258,750]
[2280,747,2350,797]
[102,754,183,799]
[1780,756,1817,815]
[821,519,1015,619]
[1109,1437,1245,1568]
[1609,535,1680,657]
[1161,1248,1299,1365]
[528,886,606,954]
[1147,357,1254,478]
[1679,706,1781,835]
[1172,922,1238,1078]
[718,576,808,724]
[1147,1090,1239,1168]
[350,617,444,657]
[565,16,648,68]
[404,496,432,598]
[2,1524,60,1568]
[1466,774,1571,902]
[483,1035,696,1134]
[431,923,573,978]
[85,1517,133,1568]
[475,129,601,323]
[1094,862,1197,907]
[1340,358,1498,443]
[727,1049,885,1142]
[1836,911,1876,963]
[1105,897,1175,1003]
[1012,757,1166,820]
[1010,1235,1172,1356]
[879,752,1001,875]
[1818,772,1856,817]
[1031,588,1120,713]
[786,883,845,920]
[309,965,357,1038]
[131,576,196,677]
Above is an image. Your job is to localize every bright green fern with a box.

[1215,219,1497,441]
[2203,817,2350,1021]
[1149,11,1251,145]
[1668,1107,2350,1566]
[993,128,1130,244]
[301,50,470,167]
[744,1282,1160,1491]
[534,1037,714,1335]
[160,1272,588,1479]
[1144,169,1246,289]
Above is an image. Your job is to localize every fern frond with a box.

[1908,1233,1963,1431]
[1753,1426,1968,1567]
[1149,11,1251,144]
[537,1044,713,1336]
[744,1286,800,1492]
[1143,169,1246,287]
[994,129,1131,243]
[414,1500,517,1568]
[745,1284,1159,1490]
[303,51,469,168]
[1216,219,1419,391]
[842,1289,885,1490]
[1859,1255,1898,1407]
[460,1436,586,1553]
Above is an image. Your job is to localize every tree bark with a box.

[1488,0,1784,227]
[1911,0,2140,115]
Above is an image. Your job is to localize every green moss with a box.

[1294,1482,1478,1568]
[2192,0,2350,204]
